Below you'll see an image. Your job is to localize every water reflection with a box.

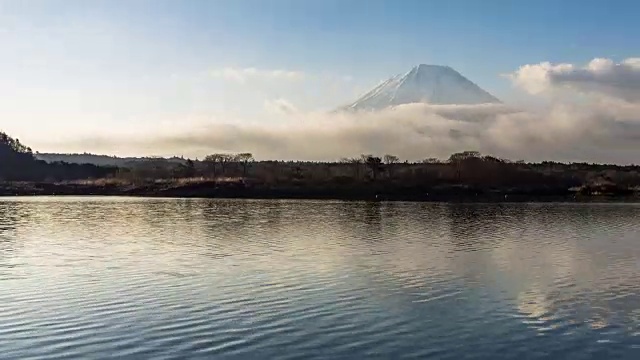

[0,202,32,278]
[0,198,638,359]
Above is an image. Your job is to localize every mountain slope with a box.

[35,153,187,166]
[340,64,501,111]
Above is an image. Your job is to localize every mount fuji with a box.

[339,64,501,112]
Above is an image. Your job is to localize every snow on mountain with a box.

[339,64,501,111]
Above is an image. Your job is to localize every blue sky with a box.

[0,0,638,155]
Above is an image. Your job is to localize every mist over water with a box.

[1,198,639,359]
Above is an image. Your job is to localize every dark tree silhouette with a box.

[362,155,384,181]
[0,131,117,181]
[236,153,254,177]
[383,154,400,178]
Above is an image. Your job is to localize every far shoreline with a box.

[1,181,638,203]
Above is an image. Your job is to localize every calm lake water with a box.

[1,198,639,359]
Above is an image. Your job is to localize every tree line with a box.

[2,130,640,195]
[117,150,640,195]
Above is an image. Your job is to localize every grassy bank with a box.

[1,177,638,202]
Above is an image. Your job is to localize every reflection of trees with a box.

[446,203,532,252]
[446,204,483,245]
[0,201,25,233]
[446,204,504,251]
[0,201,34,277]
[199,199,287,235]
[363,202,382,228]
[334,201,382,228]
[199,199,292,259]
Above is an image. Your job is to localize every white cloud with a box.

[209,67,305,83]
[56,99,640,164]
[40,56,640,165]
[508,57,640,101]
[264,98,298,115]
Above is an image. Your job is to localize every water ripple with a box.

[0,198,639,359]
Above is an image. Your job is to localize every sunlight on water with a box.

[0,198,639,359]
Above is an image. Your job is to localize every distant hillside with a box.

[0,132,117,181]
[35,153,188,167]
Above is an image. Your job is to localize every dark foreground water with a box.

[0,198,639,359]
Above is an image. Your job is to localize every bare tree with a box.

[203,153,236,177]
[422,157,441,164]
[341,157,363,180]
[383,154,400,178]
[236,153,254,177]
[362,154,383,181]
[203,154,220,177]
[448,151,482,182]
[383,154,399,165]
[448,151,481,163]
[219,154,232,176]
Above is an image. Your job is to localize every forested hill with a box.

[0,132,117,181]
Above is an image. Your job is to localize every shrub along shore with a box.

[0,179,637,202]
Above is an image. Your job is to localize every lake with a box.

[1,198,639,359]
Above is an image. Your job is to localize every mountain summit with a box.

[339,64,501,111]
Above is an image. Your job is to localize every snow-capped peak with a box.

[339,64,501,111]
